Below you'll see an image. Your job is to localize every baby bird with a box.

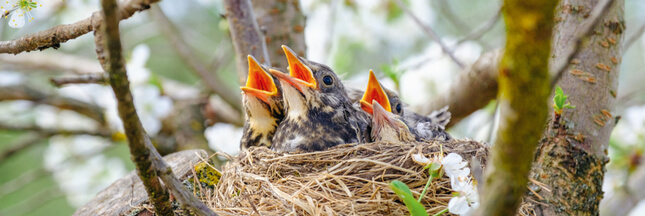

[370,100,417,142]
[270,45,370,152]
[359,70,452,141]
[239,55,284,150]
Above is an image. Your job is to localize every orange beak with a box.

[240,55,278,103]
[282,45,316,91]
[360,70,391,114]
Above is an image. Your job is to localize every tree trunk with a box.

[531,0,624,215]
[252,0,307,70]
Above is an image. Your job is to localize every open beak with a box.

[360,70,391,114]
[372,100,396,128]
[240,55,278,103]
[282,45,316,91]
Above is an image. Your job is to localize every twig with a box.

[623,23,645,52]
[0,133,49,164]
[50,73,108,87]
[0,0,160,54]
[393,0,465,69]
[0,122,112,137]
[439,0,497,50]
[223,0,271,85]
[455,7,502,48]
[550,0,616,88]
[0,85,106,125]
[0,168,49,197]
[97,0,217,214]
[0,187,65,216]
[149,5,242,113]
[0,52,103,74]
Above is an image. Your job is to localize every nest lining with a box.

[198,139,491,215]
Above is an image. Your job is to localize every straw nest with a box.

[194,139,512,215]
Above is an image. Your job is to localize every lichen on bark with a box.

[476,0,558,215]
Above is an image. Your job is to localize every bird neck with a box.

[244,97,280,131]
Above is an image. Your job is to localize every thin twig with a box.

[0,122,112,137]
[455,7,502,47]
[0,0,160,54]
[623,23,645,52]
[0,187,65,216]
[0,85,106,125]
[149,5,242,113]
[98,0,217,214]
[550,0,616,88]
[0,52,103,74]
[50,73,108,87]
[393,0,465,69]
[0,133,49,164]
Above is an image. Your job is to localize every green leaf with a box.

[389,180,429,216]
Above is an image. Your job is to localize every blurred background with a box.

[0,0,644,215]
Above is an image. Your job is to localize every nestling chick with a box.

[370,100,417,142]
[359,70,451,141]
[240,55,284,150]
[270,45,370,152]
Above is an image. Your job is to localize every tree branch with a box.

[223,0,271,85]
[0,133,49,164]
[0,0,160,54]
[50,73,108,87]
[549,0,617,88]
[413,50,502,128]
[0,52,103,74]
[0,85,106,125]
[97,0,172,214]
[393,0,465,69]
[475,0,557,215]
[97,0,216,214]
[530,0,624,214]
[252,0,307,69]
[149,5,242,113]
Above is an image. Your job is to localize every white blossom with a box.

[442,153,471,182]
[205,123,243,158]
[1,0,40,28]
[448,176,479,216]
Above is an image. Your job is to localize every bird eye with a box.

[395,104,402,114]
[322,75,333,86]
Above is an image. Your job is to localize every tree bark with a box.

[252,0,307,70]
[223,0,271,85]
[531,0,624,215]
[475,0,557,215]
[414,50,502,128]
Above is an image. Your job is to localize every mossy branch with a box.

[475,0,557,215]
[97,0,217,215]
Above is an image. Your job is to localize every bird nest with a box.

[187,139,539,216]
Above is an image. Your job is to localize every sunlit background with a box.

[0,0,644,215]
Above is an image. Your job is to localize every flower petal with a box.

[8,9,25,28]
[448,196,470,215]
[412,153,431,166]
